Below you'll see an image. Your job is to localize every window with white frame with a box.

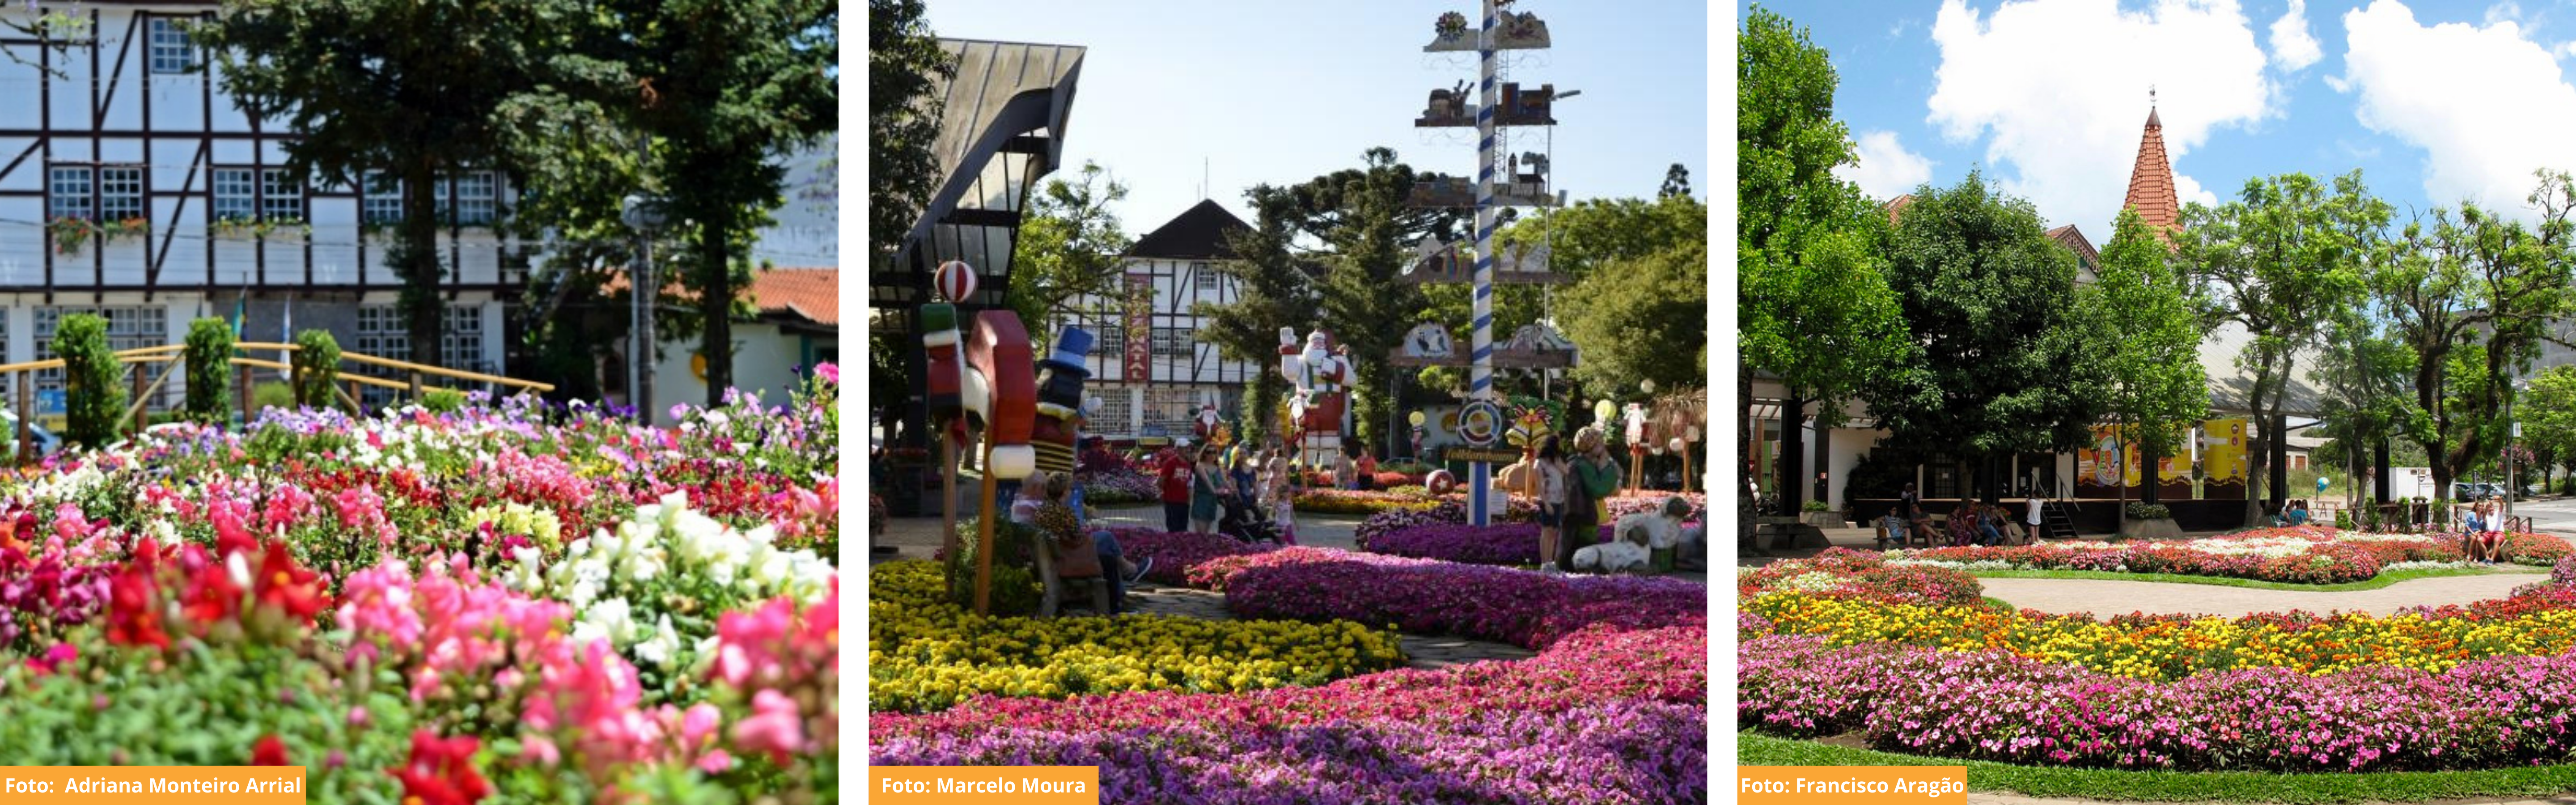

[147,18,195,74]
[47,167,89,220]
[1089,383,1134,432]
[362,171,402,224]
[441,306,483,371]
[438,171,497,225]
[260,169,302,220]
[1091,322,1124,355]
[1144,386,1198,435]
[1193,262,1218,293]
[1151,326,1190,357]
[213,168,256,221]
[98,167,142,222]
[356,304,485,370]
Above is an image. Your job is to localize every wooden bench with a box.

[1030,539,1113,618]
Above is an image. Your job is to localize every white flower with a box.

[634,615,682,669]
[225,551,251,590]
[575,597,636,647]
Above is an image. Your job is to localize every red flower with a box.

[180,553,242,627]
[250,735,290,766]
[105,541,169,649]
[253,540,326,621]
[391,730,488,805]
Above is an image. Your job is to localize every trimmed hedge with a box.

[182,316,233,424]
[290,329,340,410]
[52,313,124,447]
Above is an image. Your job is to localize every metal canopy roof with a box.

[869,38,1085,311]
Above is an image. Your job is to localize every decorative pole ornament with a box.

[960,309,1037,615]
[934,260,979,304]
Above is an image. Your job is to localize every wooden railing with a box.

[0,341,555,460]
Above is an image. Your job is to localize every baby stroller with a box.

[1218,498,1283,544]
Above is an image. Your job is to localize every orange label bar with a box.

[0,767,305,803]
[871,766,1100,804]
[1738,766,1968,804]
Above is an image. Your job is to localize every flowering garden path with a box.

[1977,571,2544,619]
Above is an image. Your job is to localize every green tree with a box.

[870,0,951,258]
[2085,208,2209,530]
[1557,242,1707,399]
[1198,187,1318,445]
[2310,311,2423,506]
[2522,364,2576,493]
[1661,164,1692,199]
[2175,171,2380,521]
[2377,170,2576,518]
[1738,5,1911,510]
[1863,173,2101,500]
[183,318,236,425]
[1008,162,1133,352]
[199,0,562,368]
[610,0,835,404]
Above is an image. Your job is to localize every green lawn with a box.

[1961,565,2539,592]
[1739,731,2576,803]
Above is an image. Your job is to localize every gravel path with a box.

[1976,571,2544,619]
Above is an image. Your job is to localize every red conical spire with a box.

[2123,92,2182,240]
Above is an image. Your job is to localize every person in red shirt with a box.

[1157,439,1194,533]
[1355,446,1379,490]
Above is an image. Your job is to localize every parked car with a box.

[0,410,64,458]
[2455,482,2505,502]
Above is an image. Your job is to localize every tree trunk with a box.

[1778,395,1806,516]
[398,162,445,370]
[2373,438,2391,504]
[699,219,733,407]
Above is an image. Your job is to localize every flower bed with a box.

[1076,467,1157,505]
[1884,526,2568,585]
[866,561,1402,713]
[1212,547,1707,650]
[874,532,1713,802]
[0,372,841,801]
[1292,488,1444,515]
[1097,526,1277,585]
[1739,551,2576,772]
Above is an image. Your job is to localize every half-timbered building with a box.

[1054,199,1263,442]
[0,2,526,416]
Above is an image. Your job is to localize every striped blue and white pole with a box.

[1469,0,1497,527]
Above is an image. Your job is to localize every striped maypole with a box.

[1468,0,1499,526]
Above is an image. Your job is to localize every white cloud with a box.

[2487,1,2524,25]
[2340,0,2576,217]
[2271,0,2325,71]
[2174,173,2222,209]
[1836,131,1936,201]
[1927,0,2276,231]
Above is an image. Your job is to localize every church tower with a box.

[2123,93,2184,242]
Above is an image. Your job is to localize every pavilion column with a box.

[1811,422,1830,505]
[2142,439,2161,504]
[2373,438,2392,504]
[1776,396,1806,516]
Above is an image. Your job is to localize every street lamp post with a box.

[622,194,668,426]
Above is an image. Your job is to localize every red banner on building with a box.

[1123,274,1153,382]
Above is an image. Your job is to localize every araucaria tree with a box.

[1737,5,1911,512]
[199,0,559,367]
[2085,208,2208,531]
[1863,173,2102,502]
[2174,172,2377,522]
[2377,170,2576,521]
[1198,187,1318,445]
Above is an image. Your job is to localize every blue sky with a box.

[924,1,1707,236]
[1746,0,2576,236]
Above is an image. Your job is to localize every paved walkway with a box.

[1979,571,2545,619]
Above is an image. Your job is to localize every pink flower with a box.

[732,689,806,763]
[50,503,85,541]
[814,362,839,384]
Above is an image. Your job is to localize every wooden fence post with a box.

[14,374,27,463]
[130,361,146,433]
[409,370,423,402]
[238,363,252,425]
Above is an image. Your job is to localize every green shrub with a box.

[289,329,340,410]
[2335,508,2353,530]
[421,387,466,413]
[182,317,233,424]
[250,381,294,413]
[944,517,1042,617]
[1801,500,1829,513]
[2126,502,2173,521]
[52,313,124,448]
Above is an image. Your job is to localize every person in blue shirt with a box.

[2462,500,2493,563]
[2284,500,2310,526]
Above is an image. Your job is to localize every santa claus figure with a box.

[1193,402,1221,442]
[1279,328,1352,434]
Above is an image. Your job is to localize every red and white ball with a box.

[934,260,979,303]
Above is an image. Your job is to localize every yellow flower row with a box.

[1750,593,2576,682]
[869,561,1407,713]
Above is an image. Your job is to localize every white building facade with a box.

[0,2,523,417]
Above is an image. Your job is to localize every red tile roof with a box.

[2047,225,2099,268]
[2124,106,2183,238]
[746,268,839,326]
[1884,194,1914,225]
[602,267,839,327]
